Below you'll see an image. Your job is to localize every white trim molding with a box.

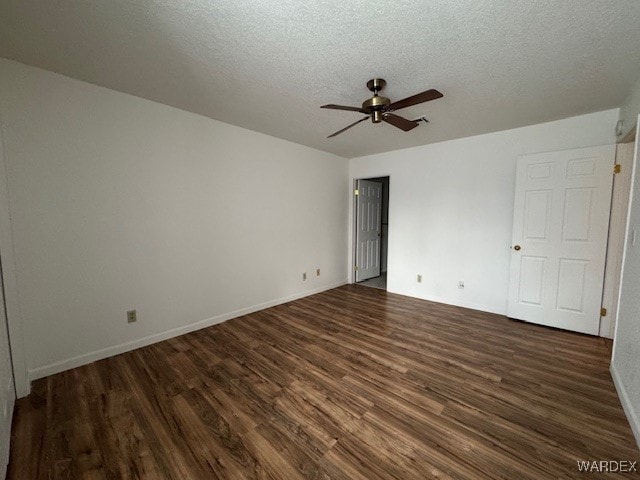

[611,363,640,449]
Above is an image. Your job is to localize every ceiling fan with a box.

[321,79,443,138]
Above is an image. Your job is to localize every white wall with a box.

[350,109,619,314]
[0,91,19,472]
[0,272,15,479]
[619,76,640,139]
[612,118,640,448]
[0,59,348,386]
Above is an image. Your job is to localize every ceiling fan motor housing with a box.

[362,95,390,123]
[363,78,390,123]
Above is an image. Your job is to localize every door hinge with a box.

[354,265,358,271]
[600,307,607,317]
[354,189,359,196]
[614,164,621,174]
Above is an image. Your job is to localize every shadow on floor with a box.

[357,272,387,290]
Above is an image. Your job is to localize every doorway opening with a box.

[354,176,389,290]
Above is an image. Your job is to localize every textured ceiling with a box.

[1,1,640,158]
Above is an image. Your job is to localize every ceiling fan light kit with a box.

[321,79,443,138]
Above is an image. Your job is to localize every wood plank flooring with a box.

[7,285,639,479]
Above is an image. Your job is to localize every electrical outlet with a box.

[127,309,137,323]
[458,281,465,289]
[316,268,320,276]
[303,272,307,281]
[417,274,422,283]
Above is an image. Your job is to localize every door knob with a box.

[513,245,521,251]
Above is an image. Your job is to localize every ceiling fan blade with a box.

[387,89,443,111]
[321,104,366,113]
[382,113,419,132]
[327,116,369,138]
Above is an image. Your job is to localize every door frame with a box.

[600,140,635,337]
[349,174,391,285]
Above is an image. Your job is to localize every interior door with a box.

[507,145,616,335]
[355,180,382,282]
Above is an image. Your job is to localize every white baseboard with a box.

[611,363,640,449]
[27,280,347,385]
[385,287,506,316]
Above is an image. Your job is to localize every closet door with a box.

[507,145,615,335]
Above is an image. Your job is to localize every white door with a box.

[355,180,382,282]
[507,145,616,335]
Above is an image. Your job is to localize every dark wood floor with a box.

[8,285,639,479]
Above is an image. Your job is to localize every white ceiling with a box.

[1,1,639,158]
